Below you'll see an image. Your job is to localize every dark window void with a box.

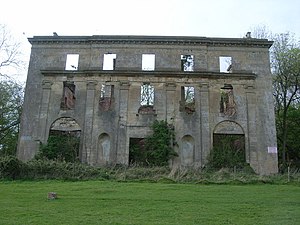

[103,53,116,70]
[181,55,194,71]
[65,54,79,70]
[180,86,195,113]
[220,84,236,117]
[61,81,76,110]
[99,84,114,111]
[219,56,232,73]
[142,54,155,71]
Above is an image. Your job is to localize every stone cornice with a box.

[41,69,257,80]
[29,35,273,48]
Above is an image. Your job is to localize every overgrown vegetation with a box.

[207,134,247,170]
[36,132,80,163]
[1,155,299,184]
[129,120,177,166]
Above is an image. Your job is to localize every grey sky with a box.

[1,0,299,38]
[1,0,299,82]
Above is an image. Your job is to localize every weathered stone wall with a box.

[17,35,278,174]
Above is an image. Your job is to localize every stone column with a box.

[82,81,97,164]
[165,83,176,123]
[199,83,210,165]
[38,80,53,144]
[245,85,259,172]
[116,81,130,164]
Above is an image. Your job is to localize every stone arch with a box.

[181,135,195,166]
[213,120,244,135]
[48,117,81,161]
[97,133,111,165]
[50,117,81,132]
[212,120,246,165]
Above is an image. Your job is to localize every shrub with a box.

[207,135,246,170]
[129,120,177,166]
[0,155,24,179]
[36,133,80,162]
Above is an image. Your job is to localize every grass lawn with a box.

[0,180,299,225]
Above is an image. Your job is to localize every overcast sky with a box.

[1,0,299,81]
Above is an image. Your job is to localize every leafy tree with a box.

[271,33,300,166]
[250,26,300,167]
[276,105,300,167]
[0,24,25,156]
[0,79,23,156]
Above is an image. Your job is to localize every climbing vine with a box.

[129,120,177,166]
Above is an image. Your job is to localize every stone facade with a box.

[17,35,278,174]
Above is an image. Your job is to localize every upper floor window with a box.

[184,86,195,103]
[61,81,76,109]
[142,54,155,71]
[220,84,236,117]
[65,54,79,70]
[219,56,232,73]
[100,84,114,111]
[181,55,194,71]
[140,83,154,106]
[103,53,116,70]
[180,86,195,113]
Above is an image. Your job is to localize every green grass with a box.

[0,181,299,225]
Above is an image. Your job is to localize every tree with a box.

[0,24,24,77]
[250,26,300,167]
[0,79,23,155]
[0,24,25,156]
[271,33,300,166]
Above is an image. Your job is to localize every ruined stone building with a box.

[17,35,278,174]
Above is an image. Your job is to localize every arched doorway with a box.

[212,121,245,168]
[46,117,81,162]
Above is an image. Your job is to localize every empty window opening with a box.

[220,84,236,117]
[219,56,232,73]
[100,84,114,111]
[181,55,194,71]
[65,54,79,70]
[142,54,155,71]
[180,86,195,113]
[103,53,116,70]
[184,86,195,103]
[61,81,76,110]
[140,83,154,106]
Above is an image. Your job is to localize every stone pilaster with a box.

[117,81,130,164]
[82,81,97,164]
[245,85,259,172]
[199,83,210,165]
[165,83,176,123]
[38,80,53,143]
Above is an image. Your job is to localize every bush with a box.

[0,155,24,179]
[207,135,246,170]
[36,133,80,162]
[129,120,177,166]
[23,159,110,180]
